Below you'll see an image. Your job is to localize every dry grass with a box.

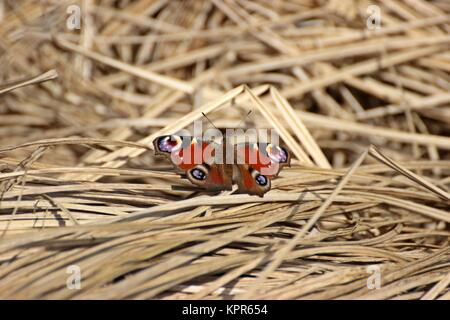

[0,0,449,300]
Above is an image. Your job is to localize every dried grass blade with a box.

[244,86,313,165]
[0,70,58,95]
[270,86,331,168]
[369,145,450,201]
[239,148,368,299]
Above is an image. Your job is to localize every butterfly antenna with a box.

[202,112,219,130]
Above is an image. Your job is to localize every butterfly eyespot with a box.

[190,168,207,180]
[255,174,268,186]
[157,135,182,153]
[266,144,288,163]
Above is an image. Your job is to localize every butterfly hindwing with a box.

[233,164,271,197]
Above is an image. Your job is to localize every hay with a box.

[0,0,449,300]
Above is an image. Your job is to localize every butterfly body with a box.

[153,133,290,196]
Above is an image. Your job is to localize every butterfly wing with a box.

[233,142,290,196]
[153,135,233,191]
[233,163,271,196]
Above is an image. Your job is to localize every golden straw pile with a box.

[0,0,449,299]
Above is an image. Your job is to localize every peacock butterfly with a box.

[152,129,290,197]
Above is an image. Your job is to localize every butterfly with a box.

[152,130,290,197]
